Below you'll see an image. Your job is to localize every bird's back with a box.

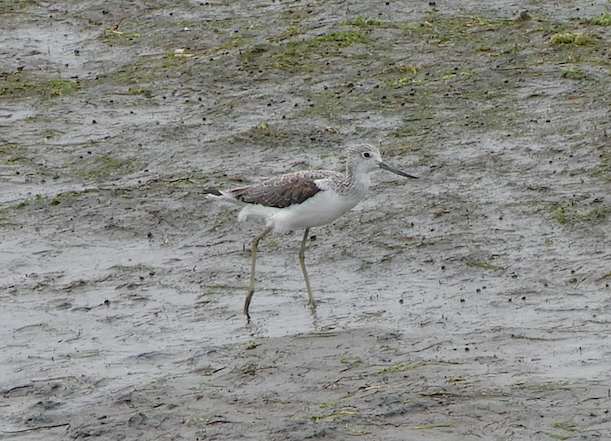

[230,169,343,209]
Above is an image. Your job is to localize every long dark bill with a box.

[378,162,419,179]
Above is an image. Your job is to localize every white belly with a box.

[268,190,365,232]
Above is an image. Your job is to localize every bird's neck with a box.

[345,166,371,195]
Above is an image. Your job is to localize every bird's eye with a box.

[362,152,371,158]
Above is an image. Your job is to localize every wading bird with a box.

[204,144,418,321]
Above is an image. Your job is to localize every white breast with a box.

[276,182,373,231]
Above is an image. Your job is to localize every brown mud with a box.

[1,0,611,440]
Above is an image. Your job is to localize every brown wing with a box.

[231,172,326,208]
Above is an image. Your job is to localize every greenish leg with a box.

[298,228,316,309]
[244,226,272,322]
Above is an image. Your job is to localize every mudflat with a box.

[1,1,610,440]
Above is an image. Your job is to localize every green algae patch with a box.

[0,77,79,99]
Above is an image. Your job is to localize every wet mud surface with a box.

[1,0,611,439]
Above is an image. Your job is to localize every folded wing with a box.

[231,171,333,208]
